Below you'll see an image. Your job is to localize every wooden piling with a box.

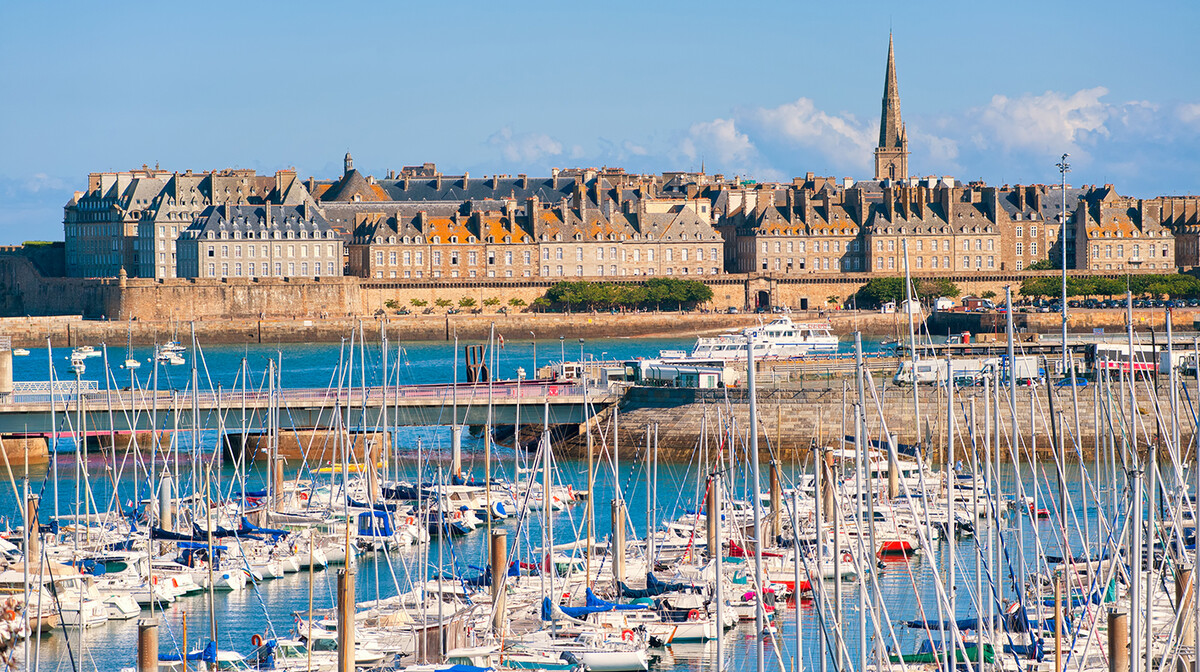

[337,569,355,672]
[137,618,159,672]
[1108,609,1129,672]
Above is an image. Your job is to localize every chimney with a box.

[434,175,442,190]
[462,172,470,190]
[883,186,895,221]
[551,168,560,190]
[518,174,528,189]
[1014,184,1026,211]
[982,186,999,221]
[491,174,500,189]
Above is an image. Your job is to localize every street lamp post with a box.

[1057,153,1070,377]
[530,331,536,378]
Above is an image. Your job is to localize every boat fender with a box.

[687,610,701,621]
[251,634,263,647]
[842,551,852,564]
[405,516,416,526]
[621,629,636,642]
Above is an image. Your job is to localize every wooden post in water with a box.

[491,529,507,635]
[769,460,782,542]
[706,475,718,558]
[822,449,836,523]
[611,499,626,590]
[25,494,38,561]
[137,619,159,672]
[337,569,356,672]
[1177,564,1194,648]
[1109,609,1130,672]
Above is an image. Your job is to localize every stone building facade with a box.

[63,36,1189,286]
[176,204,345,279]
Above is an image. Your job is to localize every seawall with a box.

[556,383,1187,462]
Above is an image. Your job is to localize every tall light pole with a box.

[1057,153,1070,377]
[530,331,536,378]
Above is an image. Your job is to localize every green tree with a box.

[410,298,428,307]
[384,299,399,310]
[483,297,501,307]
[434,298,452,308]
[508,297,527,308]
[980,290,997,300]
[531,297,552,312]
[1027,259,1057,270]
[458,296,477,308]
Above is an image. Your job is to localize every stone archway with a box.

[744,275,775,312]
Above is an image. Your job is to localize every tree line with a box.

[1020,273,1200,300]
[543,278,714,311]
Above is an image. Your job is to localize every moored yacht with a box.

[661,316,838,361]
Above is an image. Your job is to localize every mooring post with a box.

[137,619,159,672]
[337,569,356,672]
[490,529,507,635]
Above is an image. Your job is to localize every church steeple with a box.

[874,34,909,181]
[344,152,354,175]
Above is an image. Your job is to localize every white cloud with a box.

[1178,102,1200,125]
[971,87,1111,154]
[486,127,563,164]
[680,118,756,167]
[747,98,874,171]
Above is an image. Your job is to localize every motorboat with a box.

[660,316,838,361]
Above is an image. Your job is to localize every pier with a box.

[0,380,615,435]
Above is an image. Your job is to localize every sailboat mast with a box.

[746,331,765,672]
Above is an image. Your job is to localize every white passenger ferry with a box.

[660,316,839,361]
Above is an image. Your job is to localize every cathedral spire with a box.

[874,33,909,181]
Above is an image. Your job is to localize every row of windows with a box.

[762,240,857,254]
[537,265,719,277]
[206,261,338,277]
[1090,244,1169,259]
[879,238,995,253]
[208,244,337,259]
[207,228,336,240]
[1014,243,1039,256]
[761,257,859,271]
[877,256,996,270]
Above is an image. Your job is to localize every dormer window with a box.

[432,236,440,244]
[375,236,383,244]
[403,236,411,244]
[450,236,458,243]
[468,236,476,243]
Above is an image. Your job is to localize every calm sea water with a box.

[3,335,1111,672]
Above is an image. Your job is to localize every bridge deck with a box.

[0,380,618,435]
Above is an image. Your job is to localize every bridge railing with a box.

[33,380,592,410]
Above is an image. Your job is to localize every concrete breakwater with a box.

[558,384,1192,463]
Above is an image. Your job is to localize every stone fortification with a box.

[560,383,1185,463]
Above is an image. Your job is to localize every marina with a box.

[0,298,1195,672]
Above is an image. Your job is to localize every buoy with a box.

[406,516,416,526]
[251,634,263,647]
[687,609,701,621]
[3,609,14,620]
[299,492,309,501]
[621,629,635,642]
[842,551,852,563]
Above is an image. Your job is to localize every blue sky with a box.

[2,1,1199,244]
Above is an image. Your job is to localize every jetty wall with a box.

[558,383,1192,462]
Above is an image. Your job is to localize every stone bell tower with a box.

[874,34,909,182]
